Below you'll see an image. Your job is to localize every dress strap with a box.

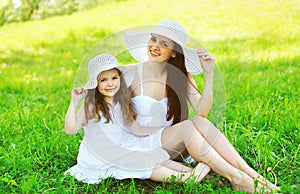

[137,63,144,95]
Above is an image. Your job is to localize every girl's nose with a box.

[108,80,113,86]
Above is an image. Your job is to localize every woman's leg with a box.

[161,120,278,193]
[191,116,279,188]
[150,160,210,183]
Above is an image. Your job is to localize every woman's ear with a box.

[171,52,176,58]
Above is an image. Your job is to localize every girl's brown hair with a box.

[166,43,199,125]
[84,69,136,125]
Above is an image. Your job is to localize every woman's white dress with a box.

[131,63,196,164]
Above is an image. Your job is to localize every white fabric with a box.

[131,63,173,127]
[65,103,169,184]
[84,54,135,90]
[131,63,195,163]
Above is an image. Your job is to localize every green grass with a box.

[1,0,299,193]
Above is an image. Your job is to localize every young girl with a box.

[64,53,210,184]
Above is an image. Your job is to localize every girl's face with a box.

[147,34,176,63]
[97,68,120,103]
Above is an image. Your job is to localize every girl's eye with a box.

[100,79,106,82]
[113,76,119,80]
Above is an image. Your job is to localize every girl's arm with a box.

[187,48,215,118]
[126,121,165,137]
[64,88,87,135]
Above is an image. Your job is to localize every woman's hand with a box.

[196,48,215,73]
[71,88,85,102]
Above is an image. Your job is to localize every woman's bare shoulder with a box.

[127,63,138,71]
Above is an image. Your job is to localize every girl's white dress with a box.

[65,103,169,184]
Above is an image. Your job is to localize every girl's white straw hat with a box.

[123,20,202,75]
[84,54,134,90]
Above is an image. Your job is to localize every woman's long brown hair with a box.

[166,43,198,125]
[84,69,136,125]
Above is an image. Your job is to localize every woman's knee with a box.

[192,115,209,125]
[178,120,197,135]
[191,116,211,131]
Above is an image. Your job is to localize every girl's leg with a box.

[162,160,210,181]
[150,160,210,183]
[160,159,193,173]
[161,120,278,193]
[191,116,279,188]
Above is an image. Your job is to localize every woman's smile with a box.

[147,34,175,62]
[150,49,160,57]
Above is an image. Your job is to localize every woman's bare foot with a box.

[231,171,279,193]
[246,168,280,191]
[185,162,210,183]
[231,173,258,193]
[253,176,280,192]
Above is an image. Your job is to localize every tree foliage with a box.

[0,0,103,26]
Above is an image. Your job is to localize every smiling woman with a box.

[122,19,280,193]
[147,35,176,62]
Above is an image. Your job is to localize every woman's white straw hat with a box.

[84,54,134,90]
[123,20,202,75]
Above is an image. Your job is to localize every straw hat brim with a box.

[123,30,203,75]
[84,64,135,90]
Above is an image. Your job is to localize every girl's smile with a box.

[97,68,121,103]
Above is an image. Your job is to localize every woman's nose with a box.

[150,42,160,49]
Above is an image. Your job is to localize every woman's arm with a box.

[64,88,87,135]
[187,72,213,117]
[187,49,215,117]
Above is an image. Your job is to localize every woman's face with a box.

[97,68,120,103]
[147,34,176,63]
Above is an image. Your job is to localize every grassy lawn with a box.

[0,0,299,193]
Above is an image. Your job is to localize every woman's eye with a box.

[161,42,168,47]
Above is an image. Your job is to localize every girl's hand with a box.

[196,48,215,73]
[71,88,85,102]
